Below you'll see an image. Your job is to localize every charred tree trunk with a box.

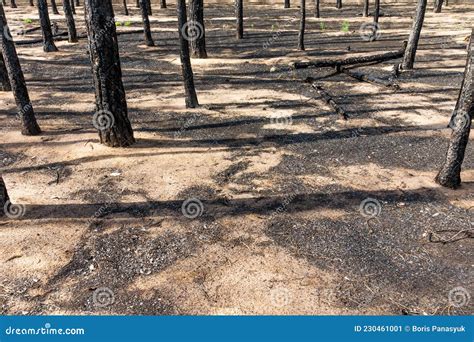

[37,0,58,52]
[123,0,129,15]
[76,0,79,5]
[146,0,152,15]
[51,0,60,14]
[401,0,427,70]
[0,176,10,217]
[363,0,369,17]
[0,53,11,91]
[10,0,16,8]
[435,31,473,189]
[434,0,443,12]
[30,0,34,6]
[177,0,199,108]
[188,0,207,58]
[62,0,77,42]
[336,0,341,9]
[136,0,139,7]
[284,0,289,8]
[235,0,243,39]
[139,0,154,46]
[314,0,319,18]
[373,0,380,23]
[83,0,135,147]
[160,0,166,8]
[0,4,42,135]
[70,0,75,13]
[298,0,305,50]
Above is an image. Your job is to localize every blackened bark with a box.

[401,0,427,69]
[37,0,58,52]
[0,4,41,135]
[435,31,473,189]
[70,0,75,13]
[83,0,135,147]
[160,0,166,8]
[336,0,341,9]
[136,0,139,7]
[63,0,77,42]
[314,0,319,18]
[0,176,10,217]
[75,0,79,5]
[139,0,154,46]
[10,0,16,8]
[373,0,380,23]
[177,0,199,108]
[284,0,289,8]
[0,53,11,91]
[298,0,305,50]
[434,0,443,13]
[363,0,369,17]
[235,0,243,39]
[146,0,152,15]
[51,0,60,14]
[30,0,34,6]
[123,0,129,15]
[188,0,207,58]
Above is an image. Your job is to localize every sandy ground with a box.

[0,2,473,315]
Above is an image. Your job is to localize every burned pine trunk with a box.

[139,0,154,46]
[62,0,78,42]
[123,0,129,15]
[298,0,305,50]
[37,0,58,52]
[435,31,473,189]
[71,0,76,14]
[188,0,207,58]
[363,0,369,17]
[83,0,135,147]
[373,0,380,24]
[160,0,166,8]
[314,0,319,18]
[0,3,42,135]
[0,176,10,217]
[401,0,427,70]
[284,0,289,8]
[434,0,443,13]
[51,0,60,14]
[10,0,16,8]
[177,0,199,108]
[0,53,11,91]
[336,0,341,9]
[235,0,243,39]
[30,0,34,6]
[146,0,152,15]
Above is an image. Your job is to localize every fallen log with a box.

[293,41,407,70]
[306,79,348,120]
[342,68,400,89]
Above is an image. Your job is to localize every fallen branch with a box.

[342,68,400,89]
[306,79,348,120]
[293,41,407,70]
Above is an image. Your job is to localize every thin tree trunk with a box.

[0,176,10,217]
[0,54,11,91]
[10,0,16,8]
[435,30,473,189]
[188,0,207,58]
[336,0,341,9]
[284,0,289,8]
[363,0,369,17]
[123,0,129,15]
[177,0,199,108]
[160,0,166,8]
[51,0,60,14]
[235,0,243,39]
[373,0,380,23]
[62,0,77,42]
[70,0,75,13]
[37,0,58,52]
[434,0,443,12]
[314,0,319,18]
[76,0,79,6]
[139,0,154,46]
[402,0,427,69]
[0,3,42,135]
[30,0,34,6]
[136,0,139,7]
[298,0,305,50]
[146,0,152,15]
[83,0,135,147]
